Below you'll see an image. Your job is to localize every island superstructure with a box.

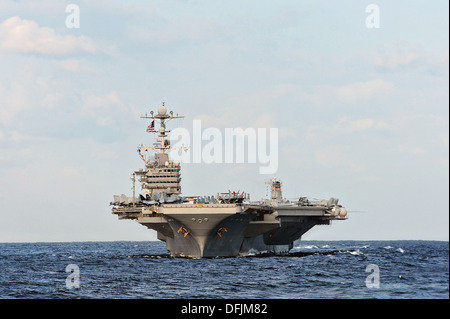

[111,103,347,258]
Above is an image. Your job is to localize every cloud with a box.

[81,91,138,126]
[314,145,366,172]
[0,62,73,125]
[226,80,395,112]
[372,41,449,75]
[338,117,389,134]
[0,80,30,125]
[0,16,97,55]
[125,6,221,46]
[194,111,277,130]
[374,47,422,70]
[54,58,85,72]
[397,145,426,156]
[5,130,50,143]
[305,116,390,144]
[331,79,394,104]
[128,19,219,45]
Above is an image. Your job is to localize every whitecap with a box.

[348,249,362,256]
[384,246,394,249]
[241,248,261,256]
[299,245,318,249]
[396,248,405,253]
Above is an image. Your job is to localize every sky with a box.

[0,0,448,242]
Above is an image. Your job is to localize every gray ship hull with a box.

[132,203,336,258]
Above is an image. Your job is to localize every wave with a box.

[347,249,363,256]
[295,245,319,249]
[383,246,404,253]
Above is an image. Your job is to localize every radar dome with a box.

[158,105,167,116]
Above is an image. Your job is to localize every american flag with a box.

[146,120,155,133]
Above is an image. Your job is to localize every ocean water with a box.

[0,240,448,299]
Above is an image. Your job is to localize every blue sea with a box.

[0,240,448,299]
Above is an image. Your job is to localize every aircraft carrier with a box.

[111,103,347,258]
